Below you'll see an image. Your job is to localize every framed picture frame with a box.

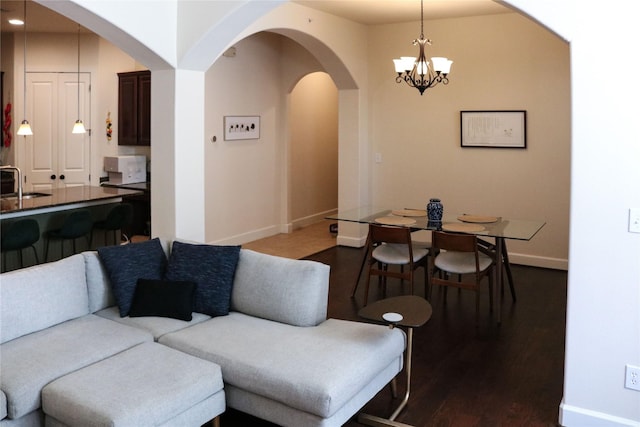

[460,110,527,148]
[224,115,260,141]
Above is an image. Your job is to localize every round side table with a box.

[358,295,432,427]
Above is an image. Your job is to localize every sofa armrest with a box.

[231,249,330,327]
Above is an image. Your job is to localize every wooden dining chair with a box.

[429,231,495,320]
[362,223,430,306]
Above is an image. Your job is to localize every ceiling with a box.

[0,1,79,33]
[1,0,513,34]
[293,0,512,25]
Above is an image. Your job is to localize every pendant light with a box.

[17,0,33,136]
[72,24,86,134]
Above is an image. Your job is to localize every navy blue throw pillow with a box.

[97,238,167,317]
[164,241,241,317]
[129,279,196,321]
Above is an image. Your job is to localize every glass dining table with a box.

[326,207,546,324]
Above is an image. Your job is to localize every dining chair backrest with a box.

[369,223,413,248]
[432,230,478,253]
[361,223,429,306]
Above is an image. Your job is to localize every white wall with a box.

[204,32,284,243]
[506,0,640,425]
[204,32,331,244]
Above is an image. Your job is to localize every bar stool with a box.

[44,209,93,261]
[92,203,134,247]
[1,218,40,272]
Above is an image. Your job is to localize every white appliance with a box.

[104,156,147,184]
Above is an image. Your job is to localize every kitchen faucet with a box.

[0,165,23,200]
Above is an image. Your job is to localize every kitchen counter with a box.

[101,181,150,192]
[0,185,143,219]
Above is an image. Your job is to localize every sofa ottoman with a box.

[41,342,225,427]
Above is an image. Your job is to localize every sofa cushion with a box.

[129,279,196,321]
[97,238,167,317]
[0,315,152,420]
[164,241,240,317]
[83,251,116,313]
[231,249,330,327]
[0,254,89,344]
[0,390,7,420]
[160,313,405,419]
[94,307,211,341]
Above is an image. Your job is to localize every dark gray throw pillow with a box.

[97,238,167,317]
[164,241,241,317]
[129,279,196,321]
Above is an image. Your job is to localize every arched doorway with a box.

[289,71,338,229]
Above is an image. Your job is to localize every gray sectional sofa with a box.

[0,240,406,427]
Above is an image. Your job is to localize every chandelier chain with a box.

[420,0,424,39]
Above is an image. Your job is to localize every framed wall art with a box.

[460,110,527,148]
[224,115,260,141]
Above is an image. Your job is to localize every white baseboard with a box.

[292,209,337,230]
[212,209,337,246]
[335,236,569,271]
[559,401,640,427]
[212,225,280,246]
[336,234,367,247]
[509,252,568,271]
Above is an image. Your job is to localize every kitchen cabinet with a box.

[118,70,151,146]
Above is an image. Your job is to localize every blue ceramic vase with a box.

[427,198,443,222]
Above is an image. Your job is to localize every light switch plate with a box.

[629,208,640,233]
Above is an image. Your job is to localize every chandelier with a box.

[392,0,453,96]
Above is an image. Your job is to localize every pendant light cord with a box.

[77,25,81,119]
[22,0,27,121]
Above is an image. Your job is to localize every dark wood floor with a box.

[220,246,567,427]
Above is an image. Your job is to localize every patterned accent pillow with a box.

[129,279,196,321]
[97,238,167,317]
[165,241,240,317]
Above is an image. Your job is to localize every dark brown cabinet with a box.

[118,70,151,146]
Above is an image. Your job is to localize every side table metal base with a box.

[357,327,416,427]
[357,413,415,427]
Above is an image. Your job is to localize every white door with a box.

[22,72,91,191]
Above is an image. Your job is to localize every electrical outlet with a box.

[625,364,640,391]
